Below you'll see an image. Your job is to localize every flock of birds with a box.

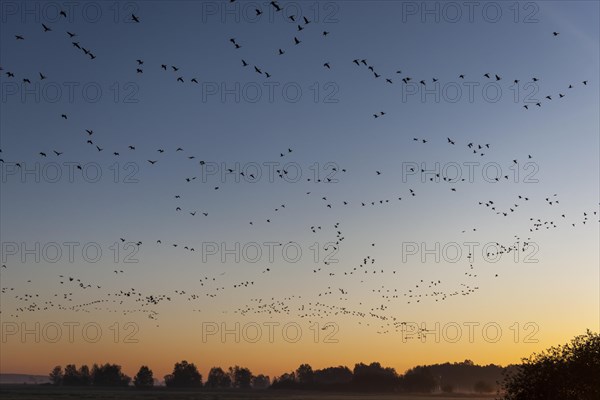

[0,2,598,338]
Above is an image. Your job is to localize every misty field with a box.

[0,386,496,400]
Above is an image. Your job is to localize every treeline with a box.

[48,359,503,392]
[49,364,131,387]
[46,332,600,398]
[48,361,270,389]
[270,360,504,393]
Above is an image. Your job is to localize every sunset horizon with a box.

[0,0,598,398]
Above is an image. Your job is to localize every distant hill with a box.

[0,374,50,384]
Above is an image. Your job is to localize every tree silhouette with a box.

[164,360,202,388]
[400,365,436,393]
[352,362,399,391]
[79,365,91,386]
[425,360,504,392]
[251,374,270,389]
[206,367,231,388]
[91,363,131,386]
[272,372,296,388]
[62,364,81,386]
[228,365,252,389]
[296,364,314,385]
[502,330,600,400]
[133,365,154,388]
[48,366,63,386]
[313,366,353,386]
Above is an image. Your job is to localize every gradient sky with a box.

[0,0,599,380]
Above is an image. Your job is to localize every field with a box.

[0,386,497,400]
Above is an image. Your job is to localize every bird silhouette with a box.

[270,1,282,12]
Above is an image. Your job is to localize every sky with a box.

[0,0,599,380]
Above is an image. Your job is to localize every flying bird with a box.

[270,1,282,12]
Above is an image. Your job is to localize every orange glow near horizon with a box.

[0,0,598,386]
[2,313,597,379]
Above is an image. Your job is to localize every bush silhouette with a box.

[502,330,600,400]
